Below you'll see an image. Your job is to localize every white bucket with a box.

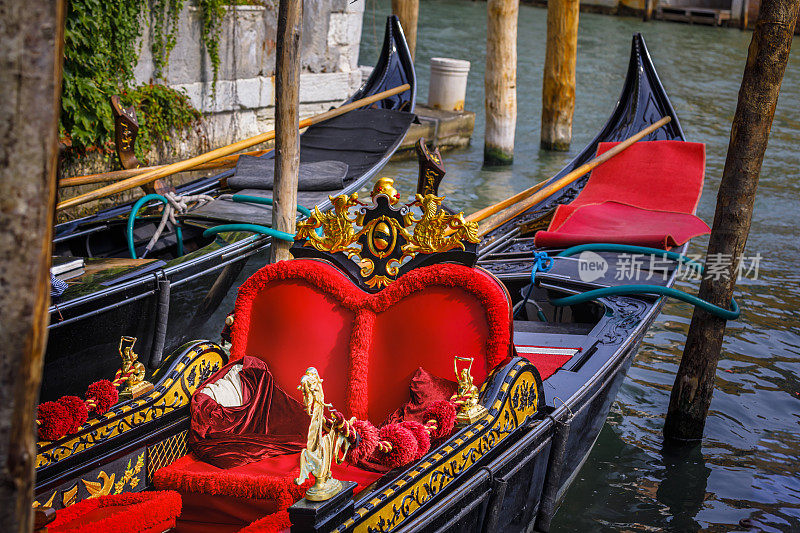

[428,57,470,112]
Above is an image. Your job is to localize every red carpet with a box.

[535,140,709,249]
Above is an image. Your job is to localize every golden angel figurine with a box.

[450,356,488,424]
[295,367,350,501]
[118,336,153,399]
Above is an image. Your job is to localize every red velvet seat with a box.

[155,258,514,531]
[229,259,513,422]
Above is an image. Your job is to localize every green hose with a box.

[545,243,740,320]
[202,223,295,242]
[231,194,312,217]
[550,284,740,320]
[127,194,184,259]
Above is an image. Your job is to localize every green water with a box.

[360,2,800,531]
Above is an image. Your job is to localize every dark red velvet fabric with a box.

[535,140,709,249]
[382,367,457,426]
[190,357,307,469]
[231,259,512,423]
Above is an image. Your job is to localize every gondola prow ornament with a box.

[451,356,488,424]
[296,367,351,501]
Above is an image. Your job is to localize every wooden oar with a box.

[57,83,411,211]
[59,149,273,188]
[475,116,672,237]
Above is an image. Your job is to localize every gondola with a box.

[41,16,415,405]
[34,34,707,533]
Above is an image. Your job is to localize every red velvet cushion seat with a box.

[46,491,181,533]
[154,452,381,533]
[231,259,513,422]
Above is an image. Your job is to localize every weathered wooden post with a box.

[484,0,519,166]
[271,0,303,263]
[540,0,579,151]
[391,0,419,60]
[0,0,65,530]
[664,0,799,442]
[643,0,655,21]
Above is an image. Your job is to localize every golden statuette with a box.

[118,336,154,399]
[296,367,351,501]
[450,356,488,425]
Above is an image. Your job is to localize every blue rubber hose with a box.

[535,243,740,320]
[202,223,295,242]
[127,194,184,259]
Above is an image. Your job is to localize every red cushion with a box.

[47,491,181,533]
[231,260,512,422]
[154,452,381,532]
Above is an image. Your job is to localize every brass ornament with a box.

[450,356,488,425]
[293,179,479,290]
[295,193,362,257]
[118,337,154,399]
[296,367,351,501]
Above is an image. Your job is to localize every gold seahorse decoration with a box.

[399,193,479,262]
[295,193,361,256]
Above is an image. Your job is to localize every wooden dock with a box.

[656,5,732,25]
[393,104,475,159]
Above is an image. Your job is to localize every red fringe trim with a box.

[47,491,181,533]
[347,309,374,419]
[153,456,311,501]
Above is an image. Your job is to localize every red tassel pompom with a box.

[86,380,118,414]
[422,400,457,440]
[37,401,71,441]
[347,419,379,465]
[400,421,431,460]
[378,424,418,468]
[58,395,88,433]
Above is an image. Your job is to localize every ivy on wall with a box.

[61,0,227,160]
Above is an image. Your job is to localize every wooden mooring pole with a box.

[270,0,303,263]
[484,0,519,166]
[0,0,65,530]
[391,0,418,60]
[540,0,579,151]
[664,0,799,442]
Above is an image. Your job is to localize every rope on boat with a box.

[127,192,214,259]
[515,251,553,321]
[525,243,740,320]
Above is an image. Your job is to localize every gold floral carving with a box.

[294,180,479,288]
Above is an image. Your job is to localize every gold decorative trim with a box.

[330,360,540,533]
[294,179,479,289]
[36,344,223,469]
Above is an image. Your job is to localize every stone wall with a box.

[135,0,365,147]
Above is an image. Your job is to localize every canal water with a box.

[358,2,800,531]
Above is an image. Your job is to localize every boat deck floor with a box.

[187,188,342,226]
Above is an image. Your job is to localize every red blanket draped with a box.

[534,140,710,249]
[190,357,307,469]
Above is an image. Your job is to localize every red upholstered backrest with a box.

[231,259,512,422]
